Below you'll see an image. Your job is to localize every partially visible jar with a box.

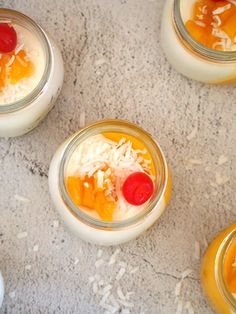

[0,272,4,308]
[161,0,236,84]
[0,9,64,137]
[201,222,236,313]
[48,120,172,246]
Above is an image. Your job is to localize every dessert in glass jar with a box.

[48,120,172,246]
[161,0,236,83]
[0,9,64,137]
[201,222,236,313]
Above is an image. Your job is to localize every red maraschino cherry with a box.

[122,172,154,206]
[0,23,17,53]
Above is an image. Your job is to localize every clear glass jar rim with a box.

[0,8,51,113]
[173,0,236,62]
[59,119,168,230]
[216,228,236,310]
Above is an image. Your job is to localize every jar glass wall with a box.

[161,0,236,84]
[48,120,172,246]
[201,223,236,313]
[0,9,64,137]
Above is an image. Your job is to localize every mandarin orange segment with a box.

[82,176,95,209]
[185,0,236,50]
[185,20,206,44]
[9,50,34,84]
[67,173,116,221]
[66,176,83,206]
[94,191,115,222]
[0,53,12,90]
[228,277,236,293]
[222,15,236,41]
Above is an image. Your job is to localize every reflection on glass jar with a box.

[0,9,64,137]
[201,223,236,313]
[161,0,236,84]
[48,120,172,246]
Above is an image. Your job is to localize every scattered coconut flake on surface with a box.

[52,220,59,228]
[74,258,79,265]
[100,302,117,312]
[94,58,106,66]
[129,266,139,274]
[93,282,98,294]
[218,155,228,165]
[89,276,95,284]
[194,241,201,260]
[176,300,183,314]
[95,274,101,280]
[79,111,86,128]
[100,291,111,304]
[109,248,121,265]
[25,264,31,270]
[33,244,39,252]
[175,281,182,297]
[109,293,120,308]
[126,291,134,299]
[210,182,217,188]
[17,231,28,239]
[117,287,126,300]
[97,249,103,258]
[187,159,202,165]
[189,200,194,208]
[116,268,126,281]
[118,299,134,308]
[101,284,113,295]
[185,301,195,314]
[95,259,104,268]
[14,194,30,203]
[187,126,198,141]
[9,291,16,299]
[119,261,127,268]
[215,172,230,185]
[181,269,193,280]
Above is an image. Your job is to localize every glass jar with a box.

[161,0,236,84]
[48,120,172,246]
[201,223,236,313]
[0,272,3,308]
[0,9,64,137]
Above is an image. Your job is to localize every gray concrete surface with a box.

[1,0,236,313]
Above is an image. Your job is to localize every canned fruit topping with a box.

[66,133,156,222]
[122,172,154,206]
[0,23,17,53]
[185,0,236,51]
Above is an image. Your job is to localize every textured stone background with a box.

[1,0,236,313]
